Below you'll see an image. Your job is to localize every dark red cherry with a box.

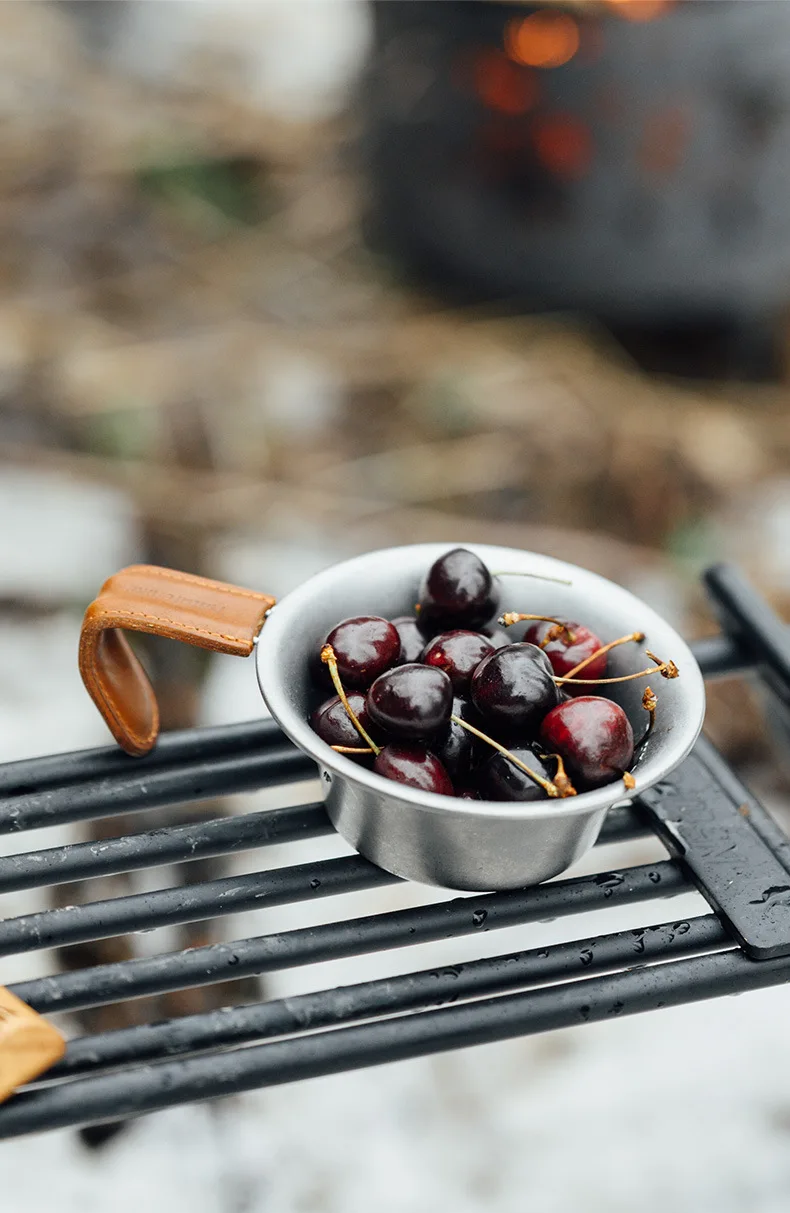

[421,630,494,694]
[539,696,634,789]
[433,697,479,780]
[323,616,401,689]
[390,616,425,665]
[310,693,376,749]
[417,547,500,632]
[477,745,553,803]
[374,744,454,795]
[470,643,559,733]
[367,664,453,738]
[524,620,605,688]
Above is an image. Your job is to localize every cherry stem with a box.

[635,685,657,750]
[499,613,577,644]
[562,631,646,681]
[320,644,381,755]
[548,753,577,797]
[493,570,573,586]
[537,623,569,650]
[622,771,636,791]
[554,650,678,686]
[331,745,374,754]
[449,715,575,799]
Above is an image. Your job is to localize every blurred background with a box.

[5,0,790,1208]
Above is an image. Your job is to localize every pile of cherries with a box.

[308,548,677,802]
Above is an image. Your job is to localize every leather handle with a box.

[79,565,276,756]
[0,987,65,1103]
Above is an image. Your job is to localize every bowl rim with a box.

[256,542,706,822]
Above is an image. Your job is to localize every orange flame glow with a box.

[531,114,593,178]
[473,50,538,115]
[506,13,580,69]
[605,0,675,22]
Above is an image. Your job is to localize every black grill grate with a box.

[2,563,790,1139]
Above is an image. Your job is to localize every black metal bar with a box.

[694,734,790,877]
[13,859,691,1014]
[704,563,790,707]
[690,633,750,680]
[0,802,649,898]
[640,743,790,959]
[0,803,332,895]
[0,717,285,796]
[0,856,397,958]
[48,914,729,1080]
[2,944,782,1139]
[0,747,315,836]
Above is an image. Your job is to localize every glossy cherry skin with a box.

[323,616,401,690]
[477,745,552,803]
[367,664,453,739]
[524,620,605,690]
[421,630,495,694]
[374,744,454,795]
[470,643,559,733]
[310,693,376,750]
[539,696,634,789]
[433,697,479,780]
[390,616,426,665]
[417,547,500,633]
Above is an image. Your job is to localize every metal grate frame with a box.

[2,563,790,1139]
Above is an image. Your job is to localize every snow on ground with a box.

[2,468,790,1211]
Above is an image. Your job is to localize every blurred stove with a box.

[364,1,790,326]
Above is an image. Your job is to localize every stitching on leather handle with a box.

[120,565,272,603]
[92,607,256,647]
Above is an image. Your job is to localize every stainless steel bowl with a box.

[257,543,705,891]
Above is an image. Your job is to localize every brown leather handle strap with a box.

[0,986,65,1104]
[79,565,276,756]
